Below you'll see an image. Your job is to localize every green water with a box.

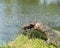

[0,0,60,46]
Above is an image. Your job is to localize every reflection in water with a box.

[0,0,60,46]
[17,0,39,5]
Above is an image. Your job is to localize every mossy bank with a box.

[2,33,57,48]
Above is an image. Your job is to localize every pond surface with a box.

[0,0,60,46]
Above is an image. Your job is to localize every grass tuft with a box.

[2,33,57,48]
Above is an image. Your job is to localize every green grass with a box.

[2,31,57,48]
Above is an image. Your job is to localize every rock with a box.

[22,22,60,48]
